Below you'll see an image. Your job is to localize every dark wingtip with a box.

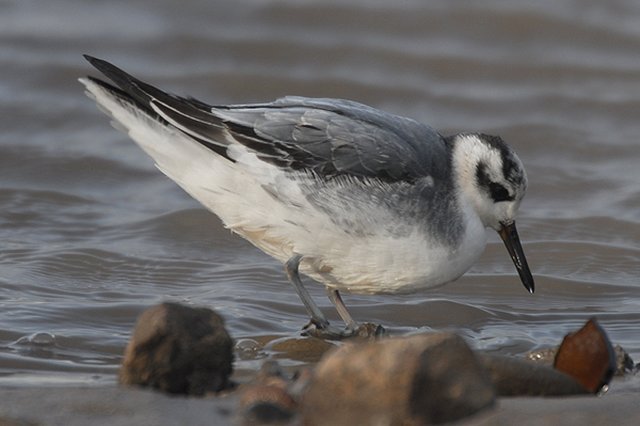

[81,54,164,119]
[82,55,123,78]
[83,54,103,67]
[80,55,154,103]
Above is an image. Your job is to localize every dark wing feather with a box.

[84,55,451,183]
[214,97,451,182]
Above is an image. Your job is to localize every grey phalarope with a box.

[80,56,534,339]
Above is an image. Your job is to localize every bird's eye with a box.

[489,183,512,202]
[476,162,515,203]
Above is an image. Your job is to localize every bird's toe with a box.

[301,320,385,340]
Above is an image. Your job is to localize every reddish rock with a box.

[554,317,616,393]
[119,302,233,395]
[526,344,635,377]
[301,333,495,425]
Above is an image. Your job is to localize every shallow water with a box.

[1,0,639,386]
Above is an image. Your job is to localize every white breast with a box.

[296,197,488,294]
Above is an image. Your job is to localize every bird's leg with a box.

[285,254,330,329]
[284,255,385,340]
[327,288,386,338]
[326,288,358,331]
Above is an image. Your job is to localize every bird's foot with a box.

[352,322,386,339]
[302,320,385,340]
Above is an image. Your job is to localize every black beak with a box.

[498,221,535,293]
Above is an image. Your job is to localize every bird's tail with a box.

[79,56,236,207]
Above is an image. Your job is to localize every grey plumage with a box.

[84,56,464,246]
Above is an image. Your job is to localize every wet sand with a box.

[0,385,639,426]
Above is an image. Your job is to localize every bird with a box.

[79,55,534,339]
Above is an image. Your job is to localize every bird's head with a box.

[452,133,534,293]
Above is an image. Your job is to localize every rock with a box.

[301,333,495,425]
[237,361,311,425]
[525,347,557,365]
[509,318,618,395]
[239,383,296,425]
[269,336,337,363]
[119,302,233,396]
[554,318,616,393]
[526,344,637,377]
[478,354,589,396]
[613,345,638,375]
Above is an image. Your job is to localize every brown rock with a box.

[301,333,495,425]
[269,336,337,363]
[479,354,588,396]
[238,361,307,425]
[488,318,623,396]
[119,302,233,395]
[239,384,297,425]
[554,317,616,393]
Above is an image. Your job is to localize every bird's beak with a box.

[498,221,535,293]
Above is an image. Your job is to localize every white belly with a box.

[297,204,488,294]
[229,193,488,295]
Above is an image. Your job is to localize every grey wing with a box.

[158,95,451,183]
[215,97,451,183]
[83,56,450,183]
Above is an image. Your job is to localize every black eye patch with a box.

[476,163,514,203]
[489,182,513,202]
